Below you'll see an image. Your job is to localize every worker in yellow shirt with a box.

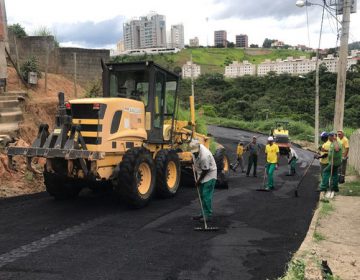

[337,130,349,183]
[265,136,280,190]
[230,142,245,173]
[318,132,331,177]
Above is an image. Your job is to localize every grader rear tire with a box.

[114,148,155,208]
[155,150,181,198]
[43,160,82,200]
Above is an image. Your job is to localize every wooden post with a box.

[45,43,49,94]
[73,52,77,98]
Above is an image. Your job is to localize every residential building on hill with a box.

[214,30,227,47]
[189,37,199,47]
[182,61,201,79]
[225,61,256,77]
[235,34,248,48]
[170,24,184,49]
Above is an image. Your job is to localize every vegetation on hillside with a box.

[176,63,360,140]
[112,48,310,74]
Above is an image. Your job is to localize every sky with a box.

[5,0,360,50]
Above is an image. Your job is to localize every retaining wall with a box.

[348,129,360,174]
[8,31,109,86]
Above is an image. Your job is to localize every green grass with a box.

[278,259,306,280]
[339,180,360,196]
[319,201,335,218]
[113,48,310,74]
[313,231,326,242]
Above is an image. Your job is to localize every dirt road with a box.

[0,127,319,280]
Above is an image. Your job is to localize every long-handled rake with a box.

[294,157,315,197]
[256,166,270,192]
[192,165,219,232]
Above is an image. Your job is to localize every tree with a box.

[250,44,258,48]
[227,41,235,48]
[8,23,27,37]
[262,38,274,48]
[33,26,60,47]
[173,66,182,75]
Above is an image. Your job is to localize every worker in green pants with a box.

[265,136,280,190]
[189,139,217,222]
[319,132,342,192]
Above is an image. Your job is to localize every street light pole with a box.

[333,0,351,131]
[296,0,325,148]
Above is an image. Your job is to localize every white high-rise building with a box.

[170,24,184,49]
[123,12,167,50]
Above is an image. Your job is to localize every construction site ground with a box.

[0,67,85,197]
[0,126,320,279]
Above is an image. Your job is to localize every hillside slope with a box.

[114,48,311,74]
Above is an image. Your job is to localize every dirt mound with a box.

[1,67,86,197]
[245,49,273,56]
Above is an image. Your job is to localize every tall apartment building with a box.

[170,24,184,49]
[189,37,199,47]
[235,34,248,48]
[182,61,201,79]
[123,13,167,50]
[214,30,227,47]
[225,61,256,77]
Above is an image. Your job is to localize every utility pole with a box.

[73,52,77,98]
[333,0,351,131]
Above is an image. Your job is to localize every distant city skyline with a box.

[5,0,360,49]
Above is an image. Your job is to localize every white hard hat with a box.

[189,139,200,153]
[268,136,274,141]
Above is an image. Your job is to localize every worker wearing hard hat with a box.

[189,139,217,222]
[319,132,342,193]
[265,136,280,190]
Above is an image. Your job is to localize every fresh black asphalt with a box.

[0,127,319,280]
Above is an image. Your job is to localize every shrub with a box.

[8,23,27,38]
[85,79,102,98]
[20,56,42,82]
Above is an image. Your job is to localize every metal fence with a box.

[349,129,360,174]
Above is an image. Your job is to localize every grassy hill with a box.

[112,48,311,74]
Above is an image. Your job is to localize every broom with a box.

[192,165,219,232]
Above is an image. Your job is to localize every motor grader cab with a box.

[271,121,290,155]
[7,61,229,207]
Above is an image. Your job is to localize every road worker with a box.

[318,131,331,177]
[337,130,349,183]
[286,146,299,176]
[230,142,245,173]
[246,136,261,177]
[319,132,342,193]
[190,139,217,222]
[265,136,280,190]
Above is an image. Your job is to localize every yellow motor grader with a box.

[7,61,229,207]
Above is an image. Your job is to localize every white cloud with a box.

[5,0,360,49]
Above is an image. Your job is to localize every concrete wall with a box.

[349,129,360,174]
[8,31,109,85]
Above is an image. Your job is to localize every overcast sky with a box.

[5,0,360,49]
